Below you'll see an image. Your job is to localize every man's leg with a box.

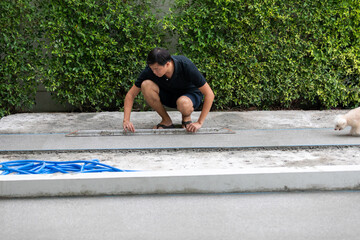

[176,96,194,127]
[141,80,173,127]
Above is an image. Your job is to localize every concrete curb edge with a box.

[1,166,360,198]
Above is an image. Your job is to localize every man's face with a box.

[149,62,169,77]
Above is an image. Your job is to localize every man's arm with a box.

[187,82,214,132]
[123,85,141,132]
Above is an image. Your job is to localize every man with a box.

[123,48,214,133]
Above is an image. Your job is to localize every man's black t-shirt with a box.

[135,55,206,95]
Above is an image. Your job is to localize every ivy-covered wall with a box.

[1,0,359,117]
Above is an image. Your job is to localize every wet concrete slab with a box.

[0,128,359,152]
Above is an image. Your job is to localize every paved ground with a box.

[2,191,360,240]
[1,110,360,171]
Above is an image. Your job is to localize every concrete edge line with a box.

[65,128,235,137]
[1,166,360,198]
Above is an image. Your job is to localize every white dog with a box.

[334,107,360,136]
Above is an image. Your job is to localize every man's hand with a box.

[186,122,202,133]
[123,120,135,132]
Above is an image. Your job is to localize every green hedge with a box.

[0,0,162,117]
[163,0,360,109]
[40,0,162,111]
[1,0,360,118]
[0,0,41,117]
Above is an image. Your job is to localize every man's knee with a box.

[141,80,157,91]
[141,80,159,96]
[177,96,194,114]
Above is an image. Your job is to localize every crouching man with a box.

[123,47,214,133]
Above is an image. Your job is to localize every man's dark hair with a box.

[146,48,171,66]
